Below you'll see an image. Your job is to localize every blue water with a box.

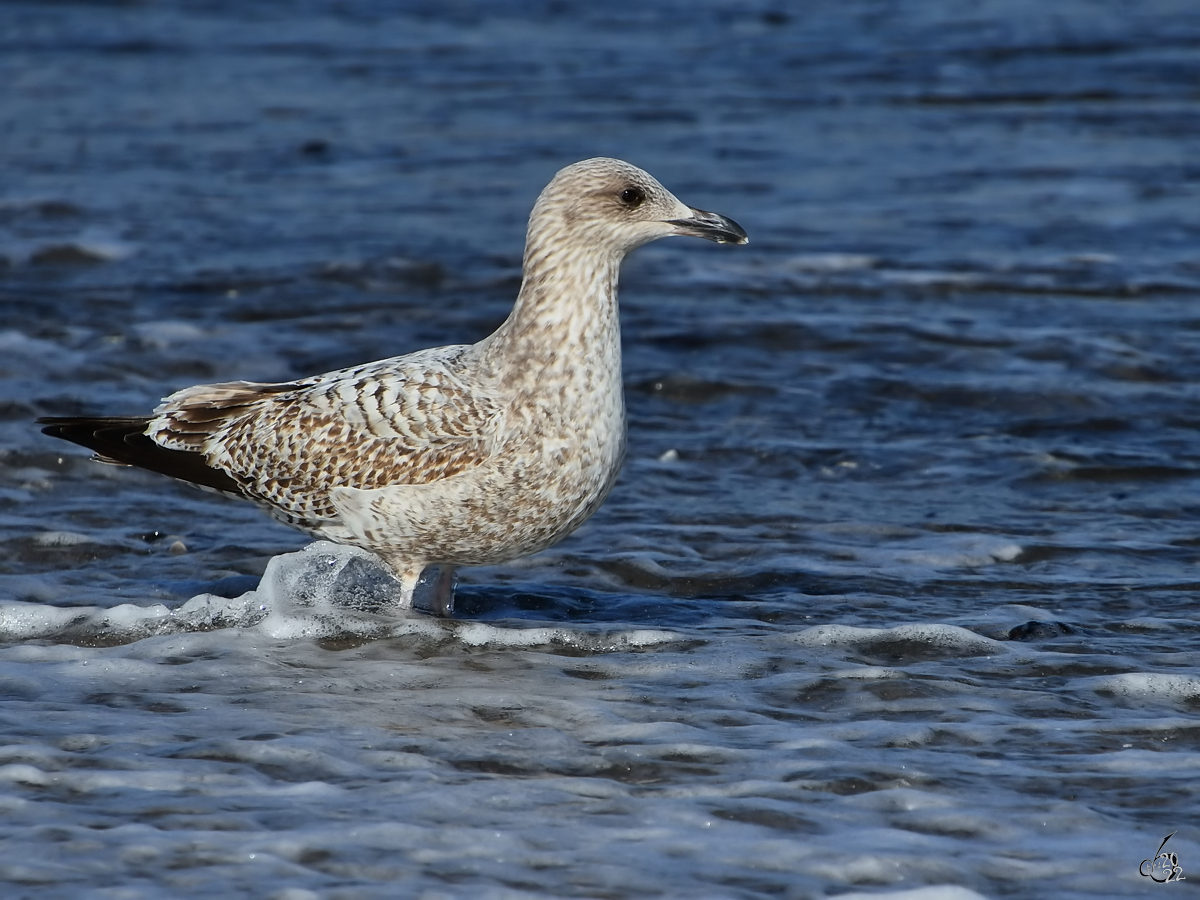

[2,2,1199,897]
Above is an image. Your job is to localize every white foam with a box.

[30,531,95,547]
[0,329,84,372]
[131,319,210,348]
[0,542,684,652]
[102,602,173,628]
[882,536,1023,569]
[897,541,1023,567]
[786,252,877,272]
[794,623,1006,657]
[0,602,88,640]
[831,666,907,680]
[835,887,992,900]
[1089,672,1200,704]
[849,788,959,813]
[67,229,138,262]
[879,268,983,287]
[452,622,679,650]
[0,764,53,787]
[0,229,136,265]
[798,529,1024,576]
[248,541,403,640]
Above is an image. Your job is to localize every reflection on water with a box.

[2,1,1199,897]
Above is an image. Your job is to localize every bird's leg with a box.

[399,564,458,616]
[432,565,458,617]
[396,568,422,610]
[419,565,458,618]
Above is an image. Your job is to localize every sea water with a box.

[1,1,1199,897]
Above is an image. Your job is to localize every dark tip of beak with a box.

[666,207,749,245]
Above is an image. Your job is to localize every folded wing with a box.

[40,347,503,531]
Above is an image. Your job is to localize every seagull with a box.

[39,158,748,609]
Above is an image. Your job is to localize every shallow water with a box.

[2,1,1200,898]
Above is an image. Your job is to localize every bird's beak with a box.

[665,207,749,245]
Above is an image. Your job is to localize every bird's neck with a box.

[481,236,623,393]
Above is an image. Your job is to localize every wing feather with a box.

[148,346,503,527]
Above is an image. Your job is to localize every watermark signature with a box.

[1140,832,1185,884]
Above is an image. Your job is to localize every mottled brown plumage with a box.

[39,158,747,607]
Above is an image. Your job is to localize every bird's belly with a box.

[434,418,625,564]
[366,404,625,567]
[323,378,627,569]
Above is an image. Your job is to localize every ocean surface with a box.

[2,2,1199,898]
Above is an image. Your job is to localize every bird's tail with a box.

[37,416,244,495]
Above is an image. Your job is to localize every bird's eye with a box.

[619,186,646,208]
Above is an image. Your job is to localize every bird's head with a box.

[527,158,748,259]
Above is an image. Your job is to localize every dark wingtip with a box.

[38,417,84,439]
[37,415,244,495]
[38,415,144,446]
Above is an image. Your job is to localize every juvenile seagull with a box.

[39,158,747,608]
